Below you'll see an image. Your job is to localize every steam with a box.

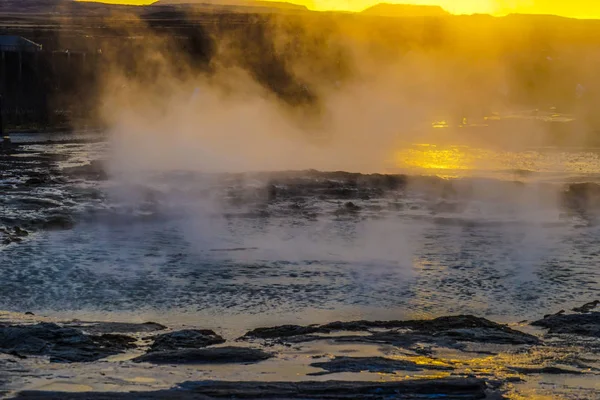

[91,11,575,309]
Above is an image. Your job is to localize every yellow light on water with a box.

[395,144,474,175]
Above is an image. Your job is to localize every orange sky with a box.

[80,0,600,18]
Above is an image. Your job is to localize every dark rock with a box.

[63,160,108,181]
[24,175,52,186]
[573,300,600,313]
[242,315,540,346]
[563,182,600,212]
[344,201,361,211]
[242,324,321,339]
[133,346,272,365]
[362,174,406,191]
[0,323,136,363]
[178,378,490,399]
[334,201,362,216]
[8,350,27,359]
[149,329,226,352]
[24,312,35,316]
[37,215,75,231]
[267,184,277,201]
[63,321,167,335]
[2,236,22,245]
[509,366,584,375]
[543,309,565,319]
[431,327,540,345]
[90,334,137,351]
[531,312,600,337]
[309,356,453,375]
[14,378,493,399]
[13,227,29,237]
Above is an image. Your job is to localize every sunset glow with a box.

[80,0,600,18]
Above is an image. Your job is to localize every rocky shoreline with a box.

[1,303,599,399]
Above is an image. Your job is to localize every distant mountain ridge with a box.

[361,3,449,17]
[0,0,307,14]
[0,0,66,12]
[152,0,308,11]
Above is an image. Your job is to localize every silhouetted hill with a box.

[0,0,143,14]
[362,3,449,17]
[0,0,67,13]
[152,0,308,11]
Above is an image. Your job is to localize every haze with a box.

[80,0,600,18]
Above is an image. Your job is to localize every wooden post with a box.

[0,95,4,137]
[1,52,5,95]
[18,51,22,82]
[1,95,10,152]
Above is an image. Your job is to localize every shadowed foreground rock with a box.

[309,356,454,375]
[572,300,600,313]
[242,315,540,346]
[509,366,584,375]
[63,321,167,335]
[133,346,272,365]
[531,312,600,337]
[15,378,495,399]
[0,323,136,362]
[149,329,226,352]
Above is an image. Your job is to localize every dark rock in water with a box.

[0,323,136,363]
[563,182,600,212]
[24,174,52,186]
[573,300,600,313]
[430,326,540,345]
[344,201,361,211]
[14,378,493,399]
[13,226,29,237]
[178,378,490,399]
[509,366,584,375]
[242,315,540,346]
[531,312,600,337]
[543,309,565,319]
[242,324,321,339]
[2,236,22,245]
[334,201,362,216]
[259,171,404,204]
[35,215,75,231]
[64,321,167,335]
[24,312,35,316]
[361,173,406,191]
[309,356,453,375]
[149,329,226,352]
[89,334,137,352]
[267,184,277,201]
[133,346,272,365]
[63,160,108,181]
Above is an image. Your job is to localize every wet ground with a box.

[1,127,600,398]
[0,310,599,399]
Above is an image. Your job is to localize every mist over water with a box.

[3,10,600,327]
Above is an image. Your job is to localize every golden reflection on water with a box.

[393,141,600,180]
[395,144,477,178]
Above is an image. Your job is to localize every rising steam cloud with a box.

[90,10,576,299]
